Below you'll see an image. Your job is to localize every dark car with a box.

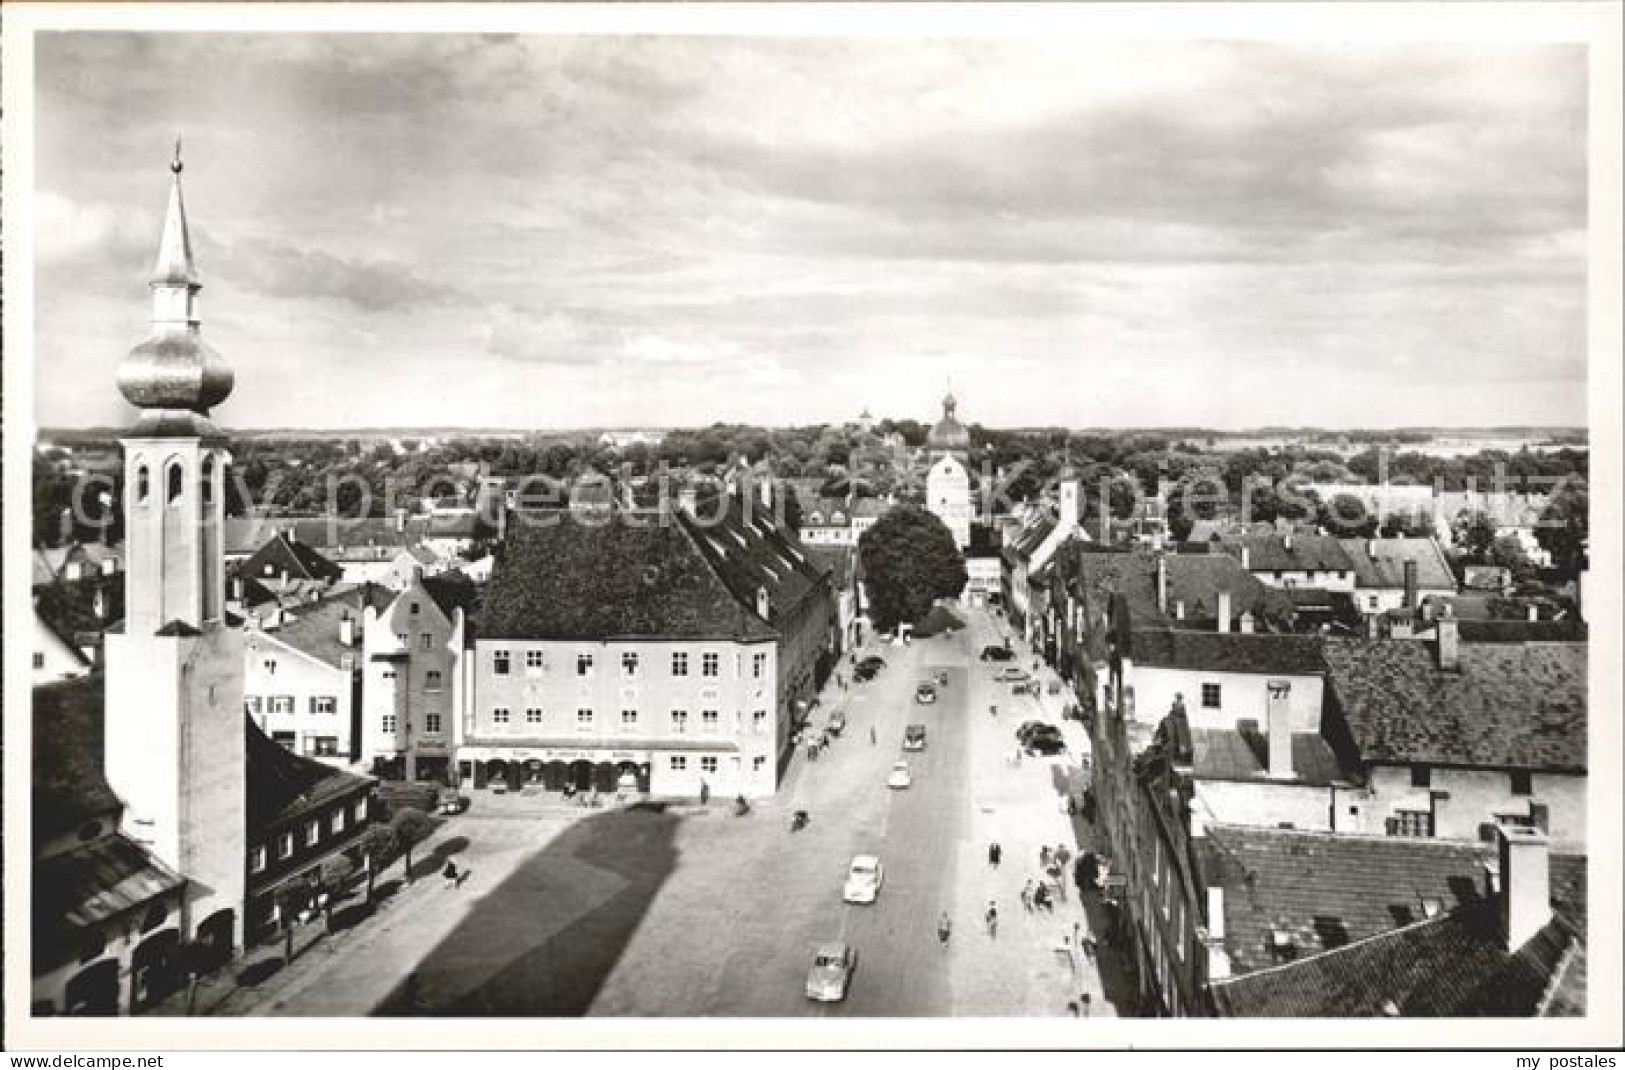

[980,645,1016,662]
[1026,734,1067,756]
[1015,720,1049,743]
[854,656,887,682]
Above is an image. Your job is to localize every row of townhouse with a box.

[1044,539,1587,1017]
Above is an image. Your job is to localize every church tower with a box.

[926,387,972,550]
[103,145,247,945]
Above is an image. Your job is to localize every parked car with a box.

[842,855,884,904]
[903,724,927,751]
[1015,720,1049,743]
[806,942,858,1002]
[887,761,913,789]
[914,683,938,705]
[994,666,1031,682]
[980,645,1016,662]
[1026,733,1067,756]
[935,670,949,687]
[854,656,887,683]
[436,790,469,816]
[828,710,847,736]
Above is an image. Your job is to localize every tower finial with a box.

[172,134,183,174]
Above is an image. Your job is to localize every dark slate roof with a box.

[262,588,385,671]
[1340,537,1456,592]
[1456,619,1588,644]
[1321,638,1586,772]
[682,495,831,626]
[1191,728,1348,785]
[224,514,483,556]
[33,675,123,843]
[239,533,345,585]
[1202,823,1587,981]
[246,715,373,833]
[1164,554,1275,621]
[804,544,857,590]
[1211,902,1583,1017]
[1130,629,1326,677]
[1009,514,1057,562]
[479,508,779,641]
[33,574,123,642]
[37,833,184,931]
[1224,534,1355,573]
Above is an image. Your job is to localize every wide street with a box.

[232,604,1118,1018]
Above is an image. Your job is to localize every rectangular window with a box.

[425,713,442,734]
[1369,596,1380,610]
[621,709,638,730]
[331,808,347,835]
[272,730,296,749]
[410,601,421,615]
[492,707,511,724]
[425,669,443,692]
[752,652,768,679]
[1411,764,1432,789]
[311,696,338,715]
[753,709,768,733]
[671,709,689,733]
[493,650,511,675]
[245,696,263,715]
[1389,808,1434,838]
[1200,683,1221,709]
[381,668,397,681]
[576,708,593,731]
[263,658,278,675]
[622,651,639,676]
[250,846,268,873]
[420,633,434,651]
[268,696,294,715]
[701,652,720,678]
[700,756,719,774]
[33,652,45,670]
[670,756,688,771]
[525,650,545,671]
[1510,771,1533,796]
[381,714,398,734]
[577,653,594,677]
[277,832,294,859]
[671,652,689,677]
[753,756,767,773]
[701,709,719,732]
[353,798,369,824]
[311,736,339,756]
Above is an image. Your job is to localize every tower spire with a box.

[152,135,198,289]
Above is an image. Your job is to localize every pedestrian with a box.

[1020,880,1035,913]
[1081,936,1098,961]
[442,859,459,889]
[1080,993,1092,1017]
[1066,1000,1079,1016]
[700,779,710,805]
[937,913,952,949]
[985,900,999,938]
[1066,794,1078,816]
[869,726,877,746]
[1040,845,1052,868]
[1073,921,1082,950]
[988,842,1002,868]
[1056,843,1072,870]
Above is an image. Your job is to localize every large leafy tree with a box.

[1536,480,1588,577]
[858,505,967,632]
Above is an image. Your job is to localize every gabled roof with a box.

[1340,537,1456,592]
[1321,638,1586,772]
[1130,629,1326,677]
[479,507,780,642]
[682,496,830,627]
[1190,727,1347,785]
[1164,554,1277,622]
[1223,534,1354,574]
[246,715,373,832]
[37,833,185,931]
[240,533,344,585]
[32,675,123,842]
[259,587,388,671]
[224,514,485,556]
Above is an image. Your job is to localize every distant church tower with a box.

[103,144,247,946]
[925,388,972,551]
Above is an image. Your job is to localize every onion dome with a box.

[116,142,234,421]
[927,389,970,453]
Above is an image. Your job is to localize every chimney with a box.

[755,586,771,620]
[394,508,407,533]
[1239,611,1255,635]
[758,475,773,513]
[1174,599,1186,621]
[1366,538,1377,560]
[1060,480,1081,529]
[1240,545,1251,570]
[1526,603,1539,623]
[1496,823,1551,951]
[1266,679,1293,779]
[1156,554,1168,614]
[1436,614,1460,672]
[679,486,697,517]
[1283,532,1293,553]
[339,613,355,647]
[1217,590,1232,633]
[1403,560,1419,610]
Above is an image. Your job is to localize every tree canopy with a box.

[857,505,967,632]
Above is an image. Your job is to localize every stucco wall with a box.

[1363,764,1586,847]
[1132,665,1323,732]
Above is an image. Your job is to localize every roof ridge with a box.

[1211,910,1455,988]
[1534,930,1584,1017]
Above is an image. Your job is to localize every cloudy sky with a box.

[32,31,1587,431]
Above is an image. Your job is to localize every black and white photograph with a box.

[4,1,1620,1054]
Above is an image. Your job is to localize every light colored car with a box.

[994,667,1031,682]
[843,855,884,904]
[887,761,912,789]
[805,942,858,1002]
[915,683,938,704]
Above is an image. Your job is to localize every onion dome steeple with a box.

[116,140,234,435]
[927,381,970,454]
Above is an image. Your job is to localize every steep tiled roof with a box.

[260,587,387,670]
[1456,619,1588,644]
[1191,728,1347,785]
[1202,823,1587,982]
[1165,554,1275,621]
[33,574,123,642]
[479,508,779,641]
[683,496,831,626]
[1224,534,1354,574]
[224,514,484,556]
[1130,630,1326,677]
[1340,537,1456,592]
[32,675,123,842]
[37,833,184,930]
[1009,514,1057,562]
[239,533,344,585]
[1322,638,1586,771]
[246,716,373,832]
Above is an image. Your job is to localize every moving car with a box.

[887,761,913,789]
[994,666,1032,682]
[980,645,1016,662]
[935,670,949,687]
[1016,722,1067,755]
[854,656,887,683]
[806,942,858,1002]
[436,790,470,816]
[842,855,884,904]
[915,683,938,704]
[903,724,927,751]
